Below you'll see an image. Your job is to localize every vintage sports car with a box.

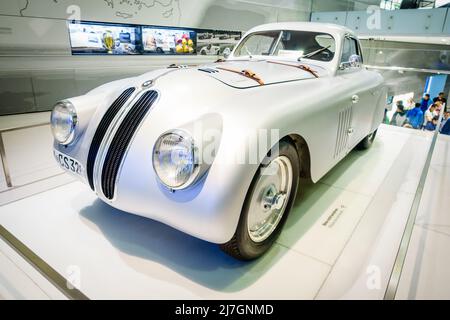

[51,22,386,260]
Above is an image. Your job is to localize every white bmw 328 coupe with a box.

[51,22,386,260]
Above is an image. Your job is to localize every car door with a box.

[336,36,372,150]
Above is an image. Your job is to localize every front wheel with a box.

[356,129,378,150]
[220,141,300,261]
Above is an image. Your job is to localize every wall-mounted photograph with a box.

[197,30,242,56]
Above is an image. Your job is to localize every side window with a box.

[341,37,358,63]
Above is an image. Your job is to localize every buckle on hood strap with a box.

[216,66,265,86]
[267,61,319,78]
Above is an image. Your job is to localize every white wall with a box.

[0,0,312,56]
[0,0,311,31]
[0,0,313,115]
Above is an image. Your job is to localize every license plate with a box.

[54,151,83,176]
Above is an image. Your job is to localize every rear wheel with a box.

[356,129,378,150]
[220,141,300,261]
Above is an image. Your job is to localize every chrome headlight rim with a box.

[51,100,78,146]
[152,129,201,191]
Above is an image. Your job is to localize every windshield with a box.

[234,30,336,62]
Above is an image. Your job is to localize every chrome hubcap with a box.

[247,156,293,243]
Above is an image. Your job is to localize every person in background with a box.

[433,92,447,105]
[405,98,415,111]
[423,104,437,127]
[383,105,390,124]
[390,103,407,127]
[434,92,448,112]
[441,114,450,135]
[406,103,424,129]
[424,116,439,132]
[394,100,404,115]
[433,101,445,117]
[441,111,450,131]
[420,94,431,112]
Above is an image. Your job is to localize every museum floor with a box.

[0,115,449,299]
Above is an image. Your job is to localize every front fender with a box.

[110,112,260,243]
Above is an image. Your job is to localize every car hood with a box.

[198,60,328,89]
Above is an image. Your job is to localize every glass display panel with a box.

[142,27,197,55]
[69,21,142,55]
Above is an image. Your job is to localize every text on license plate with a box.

[54,151,83,176]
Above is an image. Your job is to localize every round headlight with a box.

[50,101,77,145]
[152,130,200,190]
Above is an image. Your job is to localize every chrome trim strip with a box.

[0,224,89,300]
[93,69,178,201]
[113,91,160,200]
[96,90,160,201]
[93,89,160,202]
[92,88,141,198]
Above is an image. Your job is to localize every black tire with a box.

[356,129,378,150]
[220,141,300,261]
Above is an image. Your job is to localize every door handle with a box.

[347,128,354,135]
[352,95,360,104]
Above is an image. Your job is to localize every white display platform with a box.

[0,125,433,299]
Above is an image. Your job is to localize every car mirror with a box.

[339,54,362,70]
[223,48,231,59]
[349,54,362,67]
[339,61,351,70]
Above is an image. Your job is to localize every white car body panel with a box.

[53,23,386,244]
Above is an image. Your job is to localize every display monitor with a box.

[142,26,197,55]
[68,21,142,55]
[197,30,242,56]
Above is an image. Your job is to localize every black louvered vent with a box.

[101,90,158,200]
[86,87,135,191]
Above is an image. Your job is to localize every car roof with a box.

[245,22,355,39]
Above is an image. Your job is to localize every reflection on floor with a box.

[0,124,441,299]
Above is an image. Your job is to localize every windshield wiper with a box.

[298,45,331,61]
